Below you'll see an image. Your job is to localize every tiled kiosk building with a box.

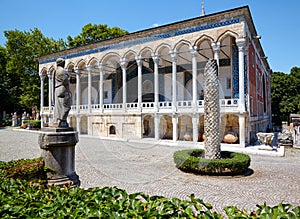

[38,6,272,147]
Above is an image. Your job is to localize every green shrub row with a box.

[22,120,41,128]
[1,158,299,218]
[173,149,251,175]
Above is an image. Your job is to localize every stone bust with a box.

[53,58,71,127]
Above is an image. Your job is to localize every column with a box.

[152,55,160,111]
[99,63,104,111]
[154,114,160,140]
[136,56,143,111]
[192,114,199,143]
[39,74,46,113]
[76,115,81,135]
[75,68,81,113]
[172,115,178,141]
[47,71,53,110]
[87,65,92,113]
[211,42,221,66]
[239,114,246,147]
[190,46,198,110]
[170,51,177,112]
[236,38,246,113]
[120,58,128,110]
[39,74,45,128]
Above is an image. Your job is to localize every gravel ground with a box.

[1,127,299,214]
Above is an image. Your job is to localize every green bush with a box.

[173,149,251,175]
[0,158,46,181]
[23,120,41,129]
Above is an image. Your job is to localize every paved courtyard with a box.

[0,127,299,214]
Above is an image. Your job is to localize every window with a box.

[109,125,116,135]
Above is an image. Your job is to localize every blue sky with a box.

[0,0,298,73]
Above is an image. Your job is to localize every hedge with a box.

[22,120,41,129]
[173,149,251,175]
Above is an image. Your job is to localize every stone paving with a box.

[0,127,299,214]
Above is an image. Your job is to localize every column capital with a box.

[236,38,247,50]
[211,42,221,53]
[189,46,198,57]
[170,51,177,62]
[39,73,46,81]
[86,65,93,72]
[120,58,128,69]
[47,71,53,79]
[135,55,143,66]
[151,54,160,64]
[98,62,104,71]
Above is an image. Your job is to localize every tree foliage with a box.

[67,23,128,48]
[3,28,66,112]
[271,67,300,125]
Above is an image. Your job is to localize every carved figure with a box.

[53,58,71,127]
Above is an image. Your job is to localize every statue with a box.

[53,58,71,128]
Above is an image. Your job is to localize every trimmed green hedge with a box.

[173,149,251,175]
[0,158,46,181]
[23,120,41,129]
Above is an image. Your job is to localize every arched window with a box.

[109,125,116,135]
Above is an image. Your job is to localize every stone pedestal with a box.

[38,127,80,187]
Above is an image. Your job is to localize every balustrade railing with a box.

[79,105,89,110]
[103,103,123,109]
[91,104,100,110]
[142,102,154,108]
[177,100,192,108]
[126,103,138,109]
[159,101,172,108]
[220,99,239,107]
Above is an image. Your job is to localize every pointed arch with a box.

[139,47,153,58]
[100,52,121,64]
[76,59,87,69]
[66,62,75,70]
[155,43,172,55]
[123,50,137,60]
[217,30,239,43]
[174,39,192,51]
[87,57,99,66]
[40,67,48,75]
[194,34,214,46]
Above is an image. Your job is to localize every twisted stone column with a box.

[204,59,221,159]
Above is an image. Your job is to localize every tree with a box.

[271,67,300,125]
[4,28,66,112]
[67,23,128,48]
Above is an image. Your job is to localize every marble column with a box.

[170,51,177,112]
[190,46,198,110]
[212,42,221,66]
[99,63,104,111]
[75,68,81,113]
[136,56,143,111]
[87,65,92,113]
[152,55,160,111]
[120,58,128,110]
[47,71,53,110]
[236,38,246,113]
[39,74,46,128]
[172,115,178,141]
[192,114,199,143]
[238,114,246,147]
[154,114,160,140]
